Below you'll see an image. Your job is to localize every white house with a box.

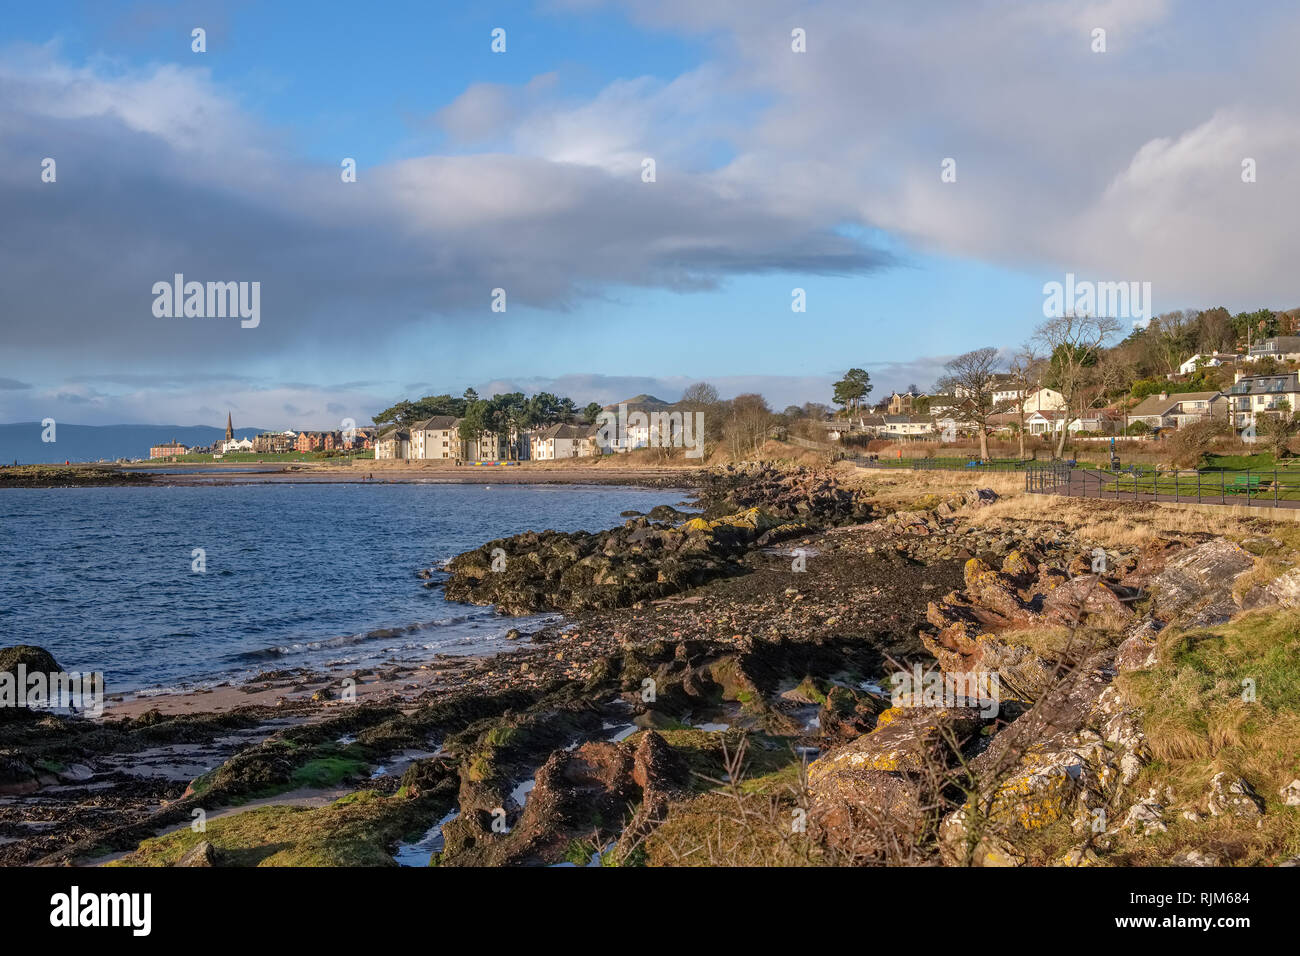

[880,414,935,438]
[1127,391,1227,430]
[530,423,595,459]
[1228,372,1300,430]
[220,437,254,453]
[1022,388,1068,413]
[1178,353,1237,376]
[1246,337,1300,363]
[409,416,459,460]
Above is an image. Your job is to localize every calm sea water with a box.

[0,483,682,692]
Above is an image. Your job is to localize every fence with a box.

[1026,464,1300,510]
[847,455,1040,473]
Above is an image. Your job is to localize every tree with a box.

[832,369,872,414]
[1168,419,1229,469]
[680,382,720,406]
[582,402,603,426]
[680,381,724,445]
[1006,346,1042,460]
[1034,313,1121,457]
[936,347,1000,461]
[723,393,772,459]
[1258,410,1300,461]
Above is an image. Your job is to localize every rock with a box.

[176,841,217,867]
[1172,849,1221,866]
[1041,577,1134,627]
[1148,539,1257,624]
[1114,620,1163,672]
[808,765,927,855]
[1207,772,1265,818]
[1120,791,1167,835]
[809,706,983,775]
[0,645,63,723]
[1279,779,1300,806]
[1057,846,1101,866]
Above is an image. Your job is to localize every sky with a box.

[1,0,1298,429]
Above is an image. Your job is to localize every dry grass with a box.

[958,494,1300,549]
[840,464,1023,511]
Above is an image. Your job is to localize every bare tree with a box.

[724,393,772,459]
[936,347,1000,461]
[1034,314,1121,457]
[1005,346,1042,460]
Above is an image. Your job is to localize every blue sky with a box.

[1,0,1296,427]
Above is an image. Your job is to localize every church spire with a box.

[225,412,234,441]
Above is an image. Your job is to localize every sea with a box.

[0,482,683,693]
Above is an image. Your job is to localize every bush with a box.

[1168,419,1230,468]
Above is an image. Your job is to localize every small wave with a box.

[226,617,473,662]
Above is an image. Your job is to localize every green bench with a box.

[1222,474,1264,491]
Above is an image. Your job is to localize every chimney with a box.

[1158,392,1168,401]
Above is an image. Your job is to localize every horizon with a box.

[4,2,1299,428]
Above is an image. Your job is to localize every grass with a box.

[160,451,374,463]
[289,755,369,790]
[1112,608,1300,864]
[113,790,442,867]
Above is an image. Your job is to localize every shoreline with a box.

[1,461,705,489]
[5,464,1299,869]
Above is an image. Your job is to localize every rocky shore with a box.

[3,463,1298,867]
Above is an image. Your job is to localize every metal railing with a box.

[1026,464,1300,509]
[847,455,1042,472]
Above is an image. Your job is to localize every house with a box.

[879,414,935,438]
[1024,408,1097,434]
[530,423,595,459]
[1246,336,1300,363]
[1227,372,1300,430]
[953,374,1023,408]
[925,394,958,416]
[149,440,189,459]
[374,428,409,459]
[1126,391,1227,430]
[888,390,923,415]
[462,429,511,461]
[1021,388,1068,413]
[220,437,254,453]
[409,416,459,460]
[1178,353,1238,376]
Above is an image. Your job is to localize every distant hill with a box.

[603,394,669,410]
[0,423,270,464]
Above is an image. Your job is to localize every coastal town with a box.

[143,323,1300,465]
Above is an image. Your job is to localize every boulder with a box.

[176,841,217,867]
[1147,539,1256,624]
[1206,772,1265,818]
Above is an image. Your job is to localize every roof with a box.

[533,423,590,440]
[1250,336,1300,353]
[603,394,669,411]
[1127,392,1221,417]
[410,416,459,431]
